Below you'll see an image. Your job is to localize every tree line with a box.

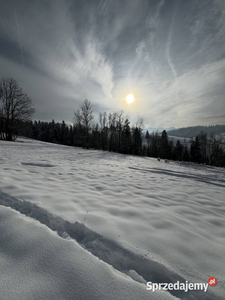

[18,99,143,156]
[19,99,225,167]
[145,130,225,167]
[1,78,225,167]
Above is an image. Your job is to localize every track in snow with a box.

[0,190,214,299]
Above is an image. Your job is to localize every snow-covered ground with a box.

[0,137,224,299]
[168,135,192,147]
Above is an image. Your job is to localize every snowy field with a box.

[168,136,192,147]
[0,137,225,300]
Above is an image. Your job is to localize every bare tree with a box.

[73,99,93,148]
[136,117,144,131]
[0,77,35,141]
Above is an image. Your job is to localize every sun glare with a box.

[126,94,134,104]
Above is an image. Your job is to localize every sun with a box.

[126,94,134,104]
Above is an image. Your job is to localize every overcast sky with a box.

[0,0,225,128]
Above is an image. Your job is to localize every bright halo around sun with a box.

[126,93,134,104]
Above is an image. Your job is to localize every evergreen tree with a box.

[132,127,142,155]
[198,131,207,163]
[145,130,150,156]
[159,130,169,159]
[173,140,184,161]
[183,146,190,162]
[121,118,131,154]
[210,138,225,167]
[190,136,202,163]
[149,132,160,157]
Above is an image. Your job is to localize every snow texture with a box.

[0,137,225,299]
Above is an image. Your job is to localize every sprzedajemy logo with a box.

[147,278,217,293]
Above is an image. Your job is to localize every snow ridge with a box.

[0,190,214,299]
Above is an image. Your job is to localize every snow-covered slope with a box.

[168,135,192,147]
[0,137,224,299]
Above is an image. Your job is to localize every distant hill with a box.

[167,125,225,138]
[145,127,175,133]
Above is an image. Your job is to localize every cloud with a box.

[143,58,225,127]
[0,0,225,128]
[165,1,179,102]
[146,0,165,30]
[0,0,115,99]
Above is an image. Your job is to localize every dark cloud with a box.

[0,0,225,127]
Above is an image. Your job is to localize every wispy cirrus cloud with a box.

[0,0,115,108]
[0,0,225,127]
